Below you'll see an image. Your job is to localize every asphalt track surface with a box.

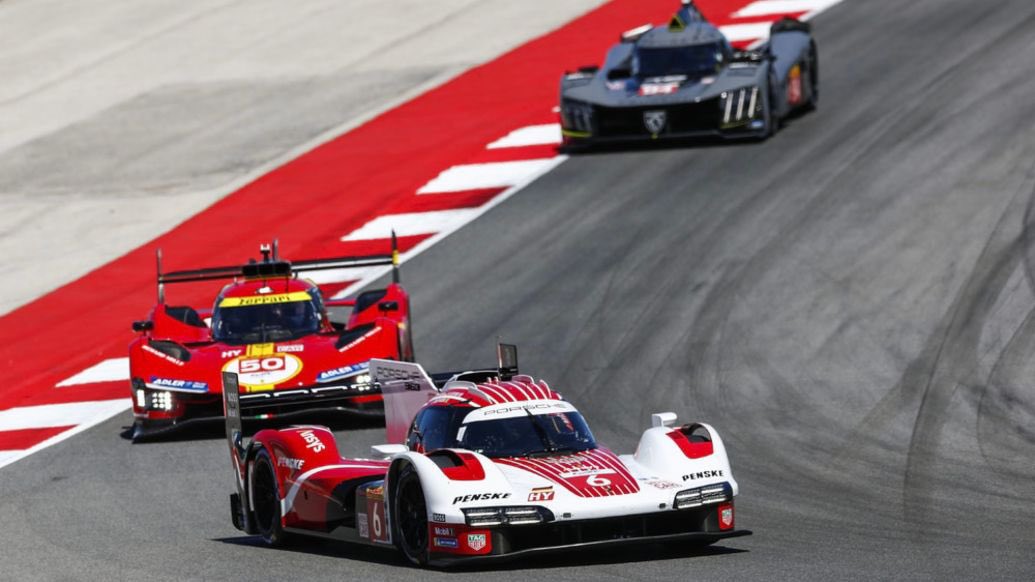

[3,0,1035,579]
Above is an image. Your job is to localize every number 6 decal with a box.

[587,473,612,487]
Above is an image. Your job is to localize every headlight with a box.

[719,87,760,128]
[462,506,552,527]
[143,390,175,412]
[561,101,594,133]
[674,482,731,510]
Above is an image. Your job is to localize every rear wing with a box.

[371,343,521,444]
[154,233,401,302]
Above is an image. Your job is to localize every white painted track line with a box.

[332,156,568,299]
[735,0,843,18]
[0,399,130,470]
[341,208,483,242]
[55,357,129,387]
[417,159,559,194]
[0,399,131,431]
[487,124,562,149]
[719,22,775,44]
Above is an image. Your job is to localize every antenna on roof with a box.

[391,230,400,284]
[272,239,280,261]
[497,343,519,381]
[156,248,165,304]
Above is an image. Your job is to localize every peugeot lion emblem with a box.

[643,110,667,136]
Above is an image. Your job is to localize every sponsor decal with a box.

[275,343,304,353]
[364,484,384,501]
[218,291,311,307]
[142,344,186,366]
[643,110,667,134]
[431,513,447,523]
[298,429,326,453]
[147,377,208,392]
[700,76,716,85]
[221,349,243,359]
[277,457,304,470]
[606,80,626,91]
[639,82,679,96]
[720,505,734,529]
[433,526,455,536]
[467,533,487,552]
[357,513,369,539]
[221,352,303,391]
[682,469,724,481]
[316,362,369,384]
[527,487,555,502]
[787,64,802,105]
[338,327,381,352]
[645,479,681,490]
[559,468,614,479]
[433,537,459,549]
[452,493,511,504]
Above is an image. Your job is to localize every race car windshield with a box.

[459,411,597,458]
[634,43,726,78]
[211,298,320,344]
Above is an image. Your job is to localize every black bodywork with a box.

[559,2,818,146]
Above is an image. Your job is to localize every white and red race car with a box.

[221,345,750,566]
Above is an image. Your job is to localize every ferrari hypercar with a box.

[128,239,414,441]
[221,345,749,567]
[559,0,818,146]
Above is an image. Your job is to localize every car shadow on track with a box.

[211,534,747,571]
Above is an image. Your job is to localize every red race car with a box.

[128,238,413,441]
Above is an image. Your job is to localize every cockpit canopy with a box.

[211,287,323,344]
[407,400,597,458]
[633,41,730,78]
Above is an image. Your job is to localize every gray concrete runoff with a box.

[4,0,1035,580]
[0,0,605,314]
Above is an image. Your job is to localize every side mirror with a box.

[132,320,154,333]
[651,412,678,428]
[370,443,407,459]
[377,300,399,312]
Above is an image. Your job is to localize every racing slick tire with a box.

[251,448,290,546]
[392,463,430,566]
[804,41,819,111]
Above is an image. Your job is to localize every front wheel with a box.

[251,449,290,546]
[392,464,429,566]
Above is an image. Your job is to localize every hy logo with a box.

[643,110,667,135]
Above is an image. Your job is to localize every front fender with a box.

[634,423,738,496]
[387,450,511,526]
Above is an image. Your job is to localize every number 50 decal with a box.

[222,353,303,388]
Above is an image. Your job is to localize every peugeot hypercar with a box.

[559,0,818,145]
[221,345,749,566]
[128,239,413,441]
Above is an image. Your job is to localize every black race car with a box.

[559,1,818,146]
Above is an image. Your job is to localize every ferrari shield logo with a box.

[643,110,667,135]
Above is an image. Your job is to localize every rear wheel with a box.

[393,464,429,566]
[251,449,289,546]
[803,42,819,111]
